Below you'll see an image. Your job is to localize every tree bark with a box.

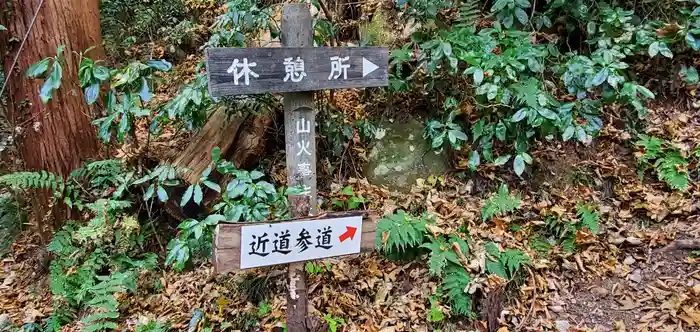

[1,0,104,228]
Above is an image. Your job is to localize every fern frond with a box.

[654,151,689,191]
[576,202,600,234]
[457,1,481,26]
[481,184,521,221]
[0,171,65,191]
[85,199,132,214]
[442,265,474,317]
[376,210,427,254]
[635,135,664,164]
[499,249,530,277]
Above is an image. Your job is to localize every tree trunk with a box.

[1,0,104,229]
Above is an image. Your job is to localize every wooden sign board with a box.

[206,47,389,96]
[213,213,378,273]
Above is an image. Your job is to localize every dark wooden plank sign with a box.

[206,47,389,96]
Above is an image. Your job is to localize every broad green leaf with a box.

[473,68,484,85]
[342,186,354,195]
[85,83,100,105]
[203,180,221,192]
[494,155,511,166]
[587,22,596,35]
[512,108,528,122]
[181,185,194,207]
[468,151,480,170]
[681,66,700,84]
[156,186,168,202]
[250,170,264,180]
[562,126,575,141]
[637,85,655,99]
[139,77,152,102]
[49,62,63,89]
[26,58,50,78]
[495,122,507,141]
[591,68,608,86]
[648,42,659,57]
[39,81,53,104]
[146,59,172,71]
[212,147,221,162]
[513,155,525,176]
[537,108,558,120]
[451,128,468,141]
[0,25,6,31]
[514,8,528,25]
[144,184,155,201]
[93,66,110,81]
[193,185,203,205]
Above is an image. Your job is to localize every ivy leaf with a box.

[181,185,194,207]
[680,66,699,84]
[576,127,587,142]
[85,83,100,105]
[193,185,203,205]
[472,119,484,142]
[26,59,50,78]
[513,155,525,176]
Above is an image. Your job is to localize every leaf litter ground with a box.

[2,101,700,331]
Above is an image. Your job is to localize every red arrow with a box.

[338,226,357,243]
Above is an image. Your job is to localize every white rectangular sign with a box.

[239,216,363,269]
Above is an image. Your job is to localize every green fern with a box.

[654,151,689,191]
[484,242,531,279]
[457,1,481,26]
[500,249,530,277]
[421,235,469,277]
[376,210,428,254]
[481,184,521,221]
[81,272,136,332]
[0,171,65,191]
[635,135,664,164]
[71,159,124,192]
[635,135,691,191]
[576,202,599,234]
[441,265,474,317]
[0,193,24,256]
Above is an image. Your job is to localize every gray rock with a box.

[365,119,449,191]
[555,320,570,332]
[623,255,636,265]
[0,314,10,330]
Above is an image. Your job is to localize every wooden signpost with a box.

[205,3,388,331]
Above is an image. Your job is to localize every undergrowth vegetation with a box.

[1,0,699,329]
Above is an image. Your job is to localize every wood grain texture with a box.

[206,47,389,96]
[213,214,378,274]
[282,6,314,331]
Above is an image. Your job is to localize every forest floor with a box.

[1,99,700,332]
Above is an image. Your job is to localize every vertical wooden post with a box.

[282,4,314,331]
